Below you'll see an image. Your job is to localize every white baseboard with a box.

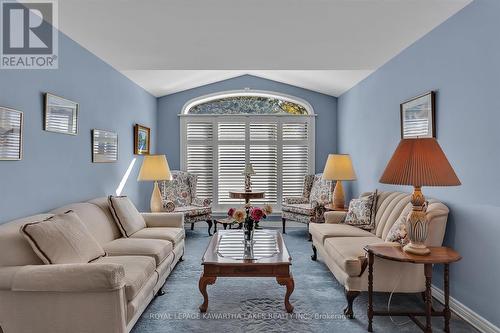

[431,286,499,333]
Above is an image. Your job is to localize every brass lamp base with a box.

[403,186,431,256]
[332,180,345,209]
[150,181,163,212]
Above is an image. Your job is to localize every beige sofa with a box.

[309,191,449,318]
[0,197,185,333]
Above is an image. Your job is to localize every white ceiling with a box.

[57,0,472,97]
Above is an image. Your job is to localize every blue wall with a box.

[0,33,157,223]
[338,0,499,326]
[157,74,338,172]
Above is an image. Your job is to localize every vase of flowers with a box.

[228,204,272,245]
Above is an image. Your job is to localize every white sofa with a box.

[309,191,449,318]
[0,197,185,333]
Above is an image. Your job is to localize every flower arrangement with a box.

[227,205,273,244]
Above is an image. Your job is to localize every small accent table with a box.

[199,230,294,313]
[213,217,242,233]
[324,204,348,212]
[364,245,461,333]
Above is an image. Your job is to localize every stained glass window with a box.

[187,96,309,115]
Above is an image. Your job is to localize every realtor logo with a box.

[1,0,58,69]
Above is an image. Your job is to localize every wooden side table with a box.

[364,245,461,333]
[324,204,348,212]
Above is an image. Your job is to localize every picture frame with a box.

[44,93,79,135]
[0,107,23,160]
[400,91,436,139]
[134,124,150,155]
[92,129,118,163]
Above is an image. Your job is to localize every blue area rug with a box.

[132,227,475,333]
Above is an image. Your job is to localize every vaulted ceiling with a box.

[57,0,472,97]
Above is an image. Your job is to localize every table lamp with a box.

[242,163,255,192]
[323,154,357,209]
[380,138,460,255]
[137,155,172,212]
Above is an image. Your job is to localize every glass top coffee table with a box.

[199,230,294,313]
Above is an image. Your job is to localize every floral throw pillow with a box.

[344,190,377,230]
[385,215,409,246]
[309,174,332,204]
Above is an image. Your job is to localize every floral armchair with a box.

[159,170,213,235]
[282,173,334,237]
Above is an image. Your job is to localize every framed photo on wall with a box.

[0,107,23,160]
[134,124,150,155]
[92,129,118,163]
[400,91,436,139]
[44,93,79,135]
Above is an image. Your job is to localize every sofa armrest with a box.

[324,211,347,224]
[142,212,184,228]
[10,263,125,292]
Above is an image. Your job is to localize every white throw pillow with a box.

[108,195,146,237]
[20,210,106,264]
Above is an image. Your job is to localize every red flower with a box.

[227,208,235,217]
[250,207,264,222]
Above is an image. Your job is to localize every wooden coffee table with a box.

[198,230,294,313]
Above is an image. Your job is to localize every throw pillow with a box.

[20,210,105,264]
[108,195,146,237]
[385,215,410,246]
[344,190,378,230]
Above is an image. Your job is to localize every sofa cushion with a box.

[130,227,185,247]
[282,203,315,216]
[94,255,156,301]
[20,210,106,264]
[103,238,173,266]
[108,196,146,237]
[309,223,375,244]
[324,236,384,277]
[52,201,121,246]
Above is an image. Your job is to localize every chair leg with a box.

[282,218,286,234]
[344,289,360,319]
[206,219,213,236]
[214,221,218,233]
[191,223,194,231]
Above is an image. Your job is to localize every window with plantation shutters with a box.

[180,92,315,211]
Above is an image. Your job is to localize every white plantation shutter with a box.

[181,116,314,211]
[185,122,214,199]
[282,145,309,198]
[218,145,245,204]
[250,145,278,204]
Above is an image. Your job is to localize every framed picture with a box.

[44,93,79,135]
[0,107,23,160]
[134,124,150,155]
[92,129,118,163]
[400,91,436,139]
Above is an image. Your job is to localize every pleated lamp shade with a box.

[379,138,461,187]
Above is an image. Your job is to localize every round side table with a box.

[364,245,461,333]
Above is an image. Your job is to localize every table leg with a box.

[444,264,451,333]
[223,223,228,230]
[198,273,216,312]
[424,264,433,333]
[277,275,295,313]
[368,252,374,332]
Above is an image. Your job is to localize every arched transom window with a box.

[180,90,315,211]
